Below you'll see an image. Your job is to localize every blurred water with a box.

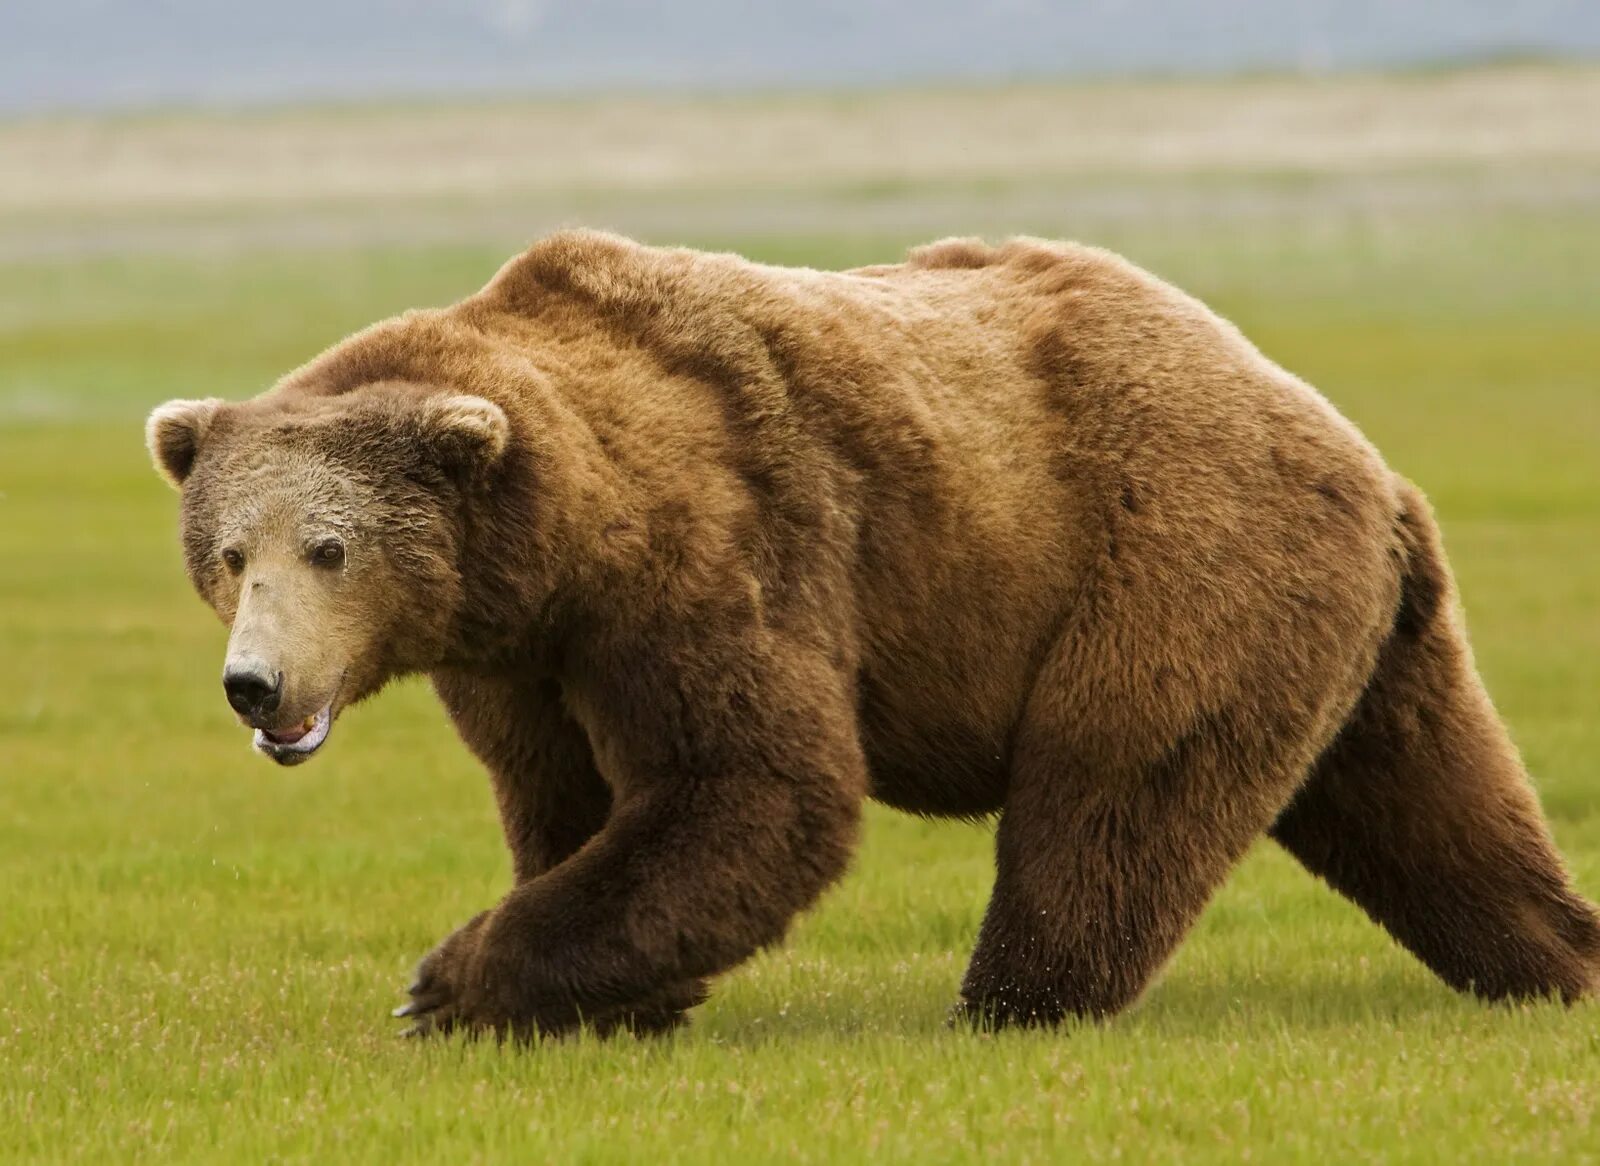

[2,0,1598,112]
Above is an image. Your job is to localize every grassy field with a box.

[3,78,1600,1161]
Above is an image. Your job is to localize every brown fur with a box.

[147,230,1599,1036]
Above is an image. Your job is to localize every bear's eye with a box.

[310,539,346,568]
[221,547,245,574]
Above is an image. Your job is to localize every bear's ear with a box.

[415,394,510,475]
[145,398,226,489]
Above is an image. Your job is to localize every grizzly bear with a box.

[146,230,1600,1037]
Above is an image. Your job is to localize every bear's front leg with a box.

[400,671,706,1037]
[405,635,866,1040]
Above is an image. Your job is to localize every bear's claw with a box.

[397,1014,449,1039]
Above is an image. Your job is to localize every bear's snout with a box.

[223,661,282,722]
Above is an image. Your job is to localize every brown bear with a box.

[146,230,1600,1037]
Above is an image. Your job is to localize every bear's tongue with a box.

[262,718,314,745]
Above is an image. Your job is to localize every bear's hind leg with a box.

[1269,490,1600,1002]
[957,702,1320,1027]
[957,468,1406,1027]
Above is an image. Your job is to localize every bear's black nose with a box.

[224,666,282,719]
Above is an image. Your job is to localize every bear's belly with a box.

[848,548,1083,818]
[861,730,1011,817]
[854,653,1032,818]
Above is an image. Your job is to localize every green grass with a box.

[2,207,1598,1163]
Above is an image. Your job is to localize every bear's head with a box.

[145,385,510,765]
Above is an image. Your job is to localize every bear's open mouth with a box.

[253,704,332,766]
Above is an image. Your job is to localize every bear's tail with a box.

[1271,478,1600,1002]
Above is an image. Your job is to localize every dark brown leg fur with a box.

[957,448,1415,1027]
[1271,485,1600,1002]
[410,672,706,1036]
[958,598,1396,1023]
[407,638,865,1040]
[958,706,1327,1026]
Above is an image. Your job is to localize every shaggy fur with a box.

[147,230,1600,1036]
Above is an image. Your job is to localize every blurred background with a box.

[5,1,1600,108]
[5,1,1600,272]
[2,5,1598,1158]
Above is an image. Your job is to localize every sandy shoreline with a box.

[5,67,1597,207]
[1,65,1596,259]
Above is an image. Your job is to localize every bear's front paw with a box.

[394,910,490,1038]
[396,917,708,1043]
[397,917,575,1041]
[586,979,710,1039]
